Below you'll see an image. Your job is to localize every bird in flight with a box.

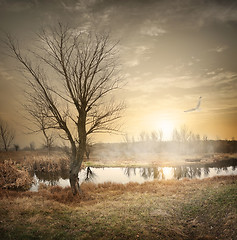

[184,96,202,112]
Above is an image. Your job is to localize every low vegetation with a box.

[25,155,69,173]
[0,150,70,172]
[0,149,236,239]
[0,176,236,239]
[0,160,32,190]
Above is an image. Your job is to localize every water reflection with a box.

[85,167,97,181]
[30,159,237,191]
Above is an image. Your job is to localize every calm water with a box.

[30,159,237,191]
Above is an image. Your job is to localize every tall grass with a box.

[0,151,70,173]
[24,155,69,173]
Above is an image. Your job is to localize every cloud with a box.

[0,0,33,12]
[209,45,228,53]
[0,0,237,142]
[140,20,167,37]
[149,0,237,30]
[206,1,237,23]
[141,25,167,37]
[126,59,139,67]
[123,45,150,68]
[135,46,149,55]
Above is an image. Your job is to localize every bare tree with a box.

[30,141,35,151]
[179,125,191,142]
[14,144,20,151]
[42,131,55,152]
[172,128,181,142]
[5,23,125,194]
[151,129,163,142]
[172,125,191,142]
[203,135,208,141]
[158,129,163,142]
[85,136,93,160]
[25,103,55,152]
[151,131,158,142]
[139,131,146,142]
[0,119,15,151]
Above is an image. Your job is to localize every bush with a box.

[0,160,32,190]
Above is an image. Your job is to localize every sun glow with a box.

[157,119,175,141]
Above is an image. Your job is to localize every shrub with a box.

[0,160,32,190]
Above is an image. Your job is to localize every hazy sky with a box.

[0,0,237,147]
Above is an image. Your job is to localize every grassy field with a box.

[0,175,236,240]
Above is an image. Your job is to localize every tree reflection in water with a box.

[173,166,202,179]
[85,167,97,181]
[30,158,237,189]
[30,169,69,186]
[122,158,237,181]
[124,167,136,177]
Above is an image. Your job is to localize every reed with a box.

[22,154,70,173]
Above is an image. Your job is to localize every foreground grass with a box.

[0,176,236,240]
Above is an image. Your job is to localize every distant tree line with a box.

[1,121,236,155]
[121,126,237,155]
[96,139,237,156]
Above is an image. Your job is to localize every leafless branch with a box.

[5,23,125,194]
[0,119,15,151]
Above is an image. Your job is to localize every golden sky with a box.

[0,0,237,147]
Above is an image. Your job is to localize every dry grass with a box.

[0,150,236,239]
[25,156,69,172]
[1,175,235,205]
[0,160,32,190]
[0,150,70,172]
[0,176,236,239]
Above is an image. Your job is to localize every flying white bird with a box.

[184,96,202,112]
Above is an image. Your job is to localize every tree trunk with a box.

[69,162,82,195]
[69,146,85,195]
[69,109,87,195]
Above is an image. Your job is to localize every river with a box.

[30,158,237,191]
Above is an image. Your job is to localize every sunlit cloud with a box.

[123,45,150,67]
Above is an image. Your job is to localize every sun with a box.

[157,119,174,141]
[147,113,176,141]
